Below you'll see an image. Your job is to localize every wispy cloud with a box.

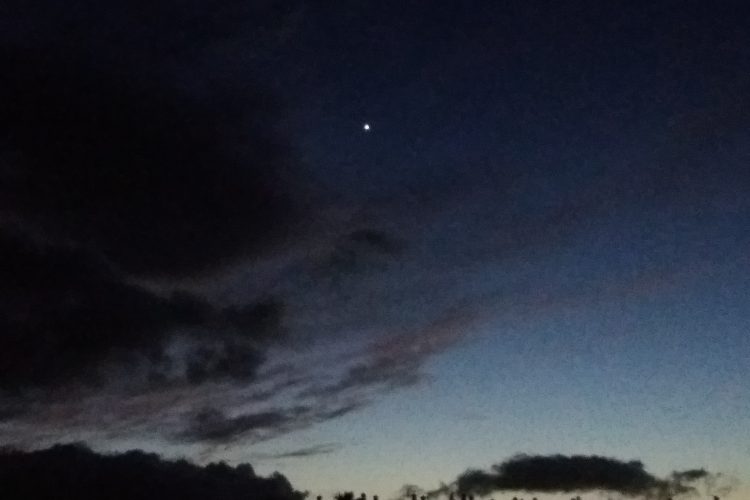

[252,443,342,460]
[299,306,483,400]
[176,401,366,445]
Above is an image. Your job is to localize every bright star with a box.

[363,123,370,131]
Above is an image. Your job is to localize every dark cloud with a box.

[254,443,341,460]
[315,401,366,421]
[448,454,712,499]
[223,299,286,340]
[347,229,405,255]
[301,309,479,400]
[179,407,307,443]
[0,398,27,422]
[0,229,284,395]
[0,0,302,423]
[0,443,304,500]
[319,228,406,278]
[0,0,399,439]
[0,46,297,278]
[670,469,710,483]
[178,401,365,444]
[0,0,305,72]
[303,356,420,400]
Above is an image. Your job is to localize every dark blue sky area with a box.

[257,3,750,197]
[196,4,750,493]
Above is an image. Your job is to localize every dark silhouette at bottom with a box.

[0,444,304,500]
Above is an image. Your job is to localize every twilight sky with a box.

[1,1,748,499]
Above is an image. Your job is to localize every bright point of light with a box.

[363,123,370,131]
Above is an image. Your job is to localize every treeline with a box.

[0,444,304,500]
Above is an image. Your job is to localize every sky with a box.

[1,1,749,499]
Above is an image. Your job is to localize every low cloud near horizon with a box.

[0,446,737,500]
[422,454,735,500]
[0,443,305,500]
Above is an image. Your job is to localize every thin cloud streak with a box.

[252,443,342,460]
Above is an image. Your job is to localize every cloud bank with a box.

[442,454,723,499]
[0,443,304,500]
